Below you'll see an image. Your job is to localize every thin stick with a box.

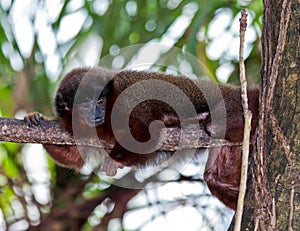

[234,9,253,231]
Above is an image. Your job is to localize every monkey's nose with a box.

[86,110,104,127]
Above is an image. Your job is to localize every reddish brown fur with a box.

[40,67,259,210]
[43,145,84,170]
[204,88,258,209]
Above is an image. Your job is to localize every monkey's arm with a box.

[24,112,123,175]
[44,144,84,170]
[24,112,84,170]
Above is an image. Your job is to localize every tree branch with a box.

[0,117,241,150]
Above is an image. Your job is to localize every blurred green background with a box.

[0,0,262,230]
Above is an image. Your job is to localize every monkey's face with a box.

[54,67,115,132]
[75,96,106,127]
[73,79,114,127]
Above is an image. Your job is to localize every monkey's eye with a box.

[97,98,105,106]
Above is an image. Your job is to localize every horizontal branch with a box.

[0,117,241,150]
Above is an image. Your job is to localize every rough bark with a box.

[242,0,299,230]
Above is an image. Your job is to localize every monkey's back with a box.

[112,70,239,114]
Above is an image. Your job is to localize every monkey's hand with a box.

[102,156,124,176]
[24,112,46,126]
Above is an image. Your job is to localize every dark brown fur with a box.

[30,67,259,210]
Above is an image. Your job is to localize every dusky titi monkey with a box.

[26,67,259,210]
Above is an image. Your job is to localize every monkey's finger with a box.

[24,112,44,127]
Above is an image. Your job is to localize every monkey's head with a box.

[55,68,115,131]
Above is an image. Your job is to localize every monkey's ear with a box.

[55,91,71,112]
[100,79,114,97]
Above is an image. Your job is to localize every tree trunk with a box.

[242,0,299,230]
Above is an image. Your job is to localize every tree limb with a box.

[0,117,241,150]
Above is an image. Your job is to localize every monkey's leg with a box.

[204,146,242,210]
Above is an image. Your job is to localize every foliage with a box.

[0,0,262,230]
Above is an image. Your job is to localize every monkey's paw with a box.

[24,112,44,127]
[102,156,124,176]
